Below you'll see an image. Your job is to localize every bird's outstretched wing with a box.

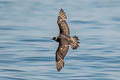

[56,40,69,72]
[57,9,70,36]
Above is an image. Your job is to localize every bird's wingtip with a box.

[60,8,63,10]
[58,8,67,19]
[60,8,65,12]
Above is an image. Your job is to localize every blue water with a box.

[0,0,120,80]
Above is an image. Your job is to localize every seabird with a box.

[52,9,80,72]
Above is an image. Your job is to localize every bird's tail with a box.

[70,36,80,49]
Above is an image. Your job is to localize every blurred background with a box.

[0,0,120,80]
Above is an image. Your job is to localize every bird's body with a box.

[52,9,80,72]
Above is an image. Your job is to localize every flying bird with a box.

[52,9,80,72]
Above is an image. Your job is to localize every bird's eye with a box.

[53,37,56,40]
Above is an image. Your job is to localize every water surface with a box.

[0,0,120,80]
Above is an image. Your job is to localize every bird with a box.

[52,9,80,72]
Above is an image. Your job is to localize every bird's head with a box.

[52,36,59,42]
[52,37,57,40]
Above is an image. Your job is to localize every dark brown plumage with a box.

[57,9,70,36]
[52,9,80,72]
